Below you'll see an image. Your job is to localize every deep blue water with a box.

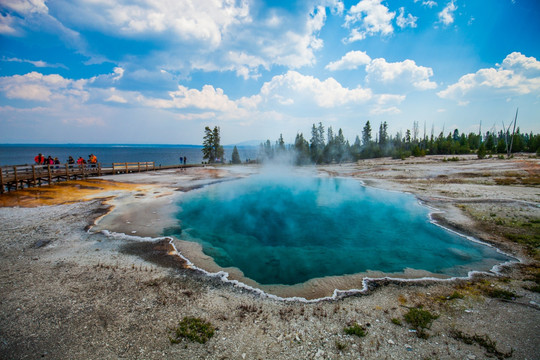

[0,144,258,167]
[172,175,510,286]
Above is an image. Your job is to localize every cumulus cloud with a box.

[260,71,372,108]
[438,1,457,25]
[0,72,88,102]
[325,50,371,71]
[139,84,239,113]
[1,0,339,79]
[437,52,540,100]
[370,93,405,115]
[396,7,417,29]
[344,0,395,42]
[366,58,437,90]
[55,0,251,48]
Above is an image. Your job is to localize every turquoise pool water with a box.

[171,174,510,286]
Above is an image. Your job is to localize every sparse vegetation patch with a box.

[169,317,215,344]
[450,329,513,359]
[344,322,367,337]
[404,307,439,339]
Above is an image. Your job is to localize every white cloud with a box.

[0,13,17,34]
[1,0,48,15]
[415,0,437,8]
[112,67,124,81]
[64,0,251,48]
[344,0,395,42]
[325,50,371,71]
[370,106,401,115]
[2,57,69,69]
[0,72,88,102]
[140,84,239,113]
[438,1,457,25]
[260,71,372,108]
[105,91,128,104]
[437,52,540,100]
[396,7,417,29]
[370,94,405,115]
[366,58,437,90]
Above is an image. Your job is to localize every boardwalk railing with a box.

[112,162,155,174]
[0,161,155,193]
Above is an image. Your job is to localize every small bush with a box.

[344,322,367,337]
[391,318,402,326]
[169,317,215,344]
[404,307,438,339]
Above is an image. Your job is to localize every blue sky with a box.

[0,0,539,145]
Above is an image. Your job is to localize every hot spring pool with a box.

[168,174,511,286]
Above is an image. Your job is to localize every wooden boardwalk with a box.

[0,162,160,193]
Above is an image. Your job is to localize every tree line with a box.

[258,121,540,165]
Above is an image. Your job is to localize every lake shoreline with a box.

[1,155,539,359]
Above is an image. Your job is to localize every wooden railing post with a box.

[98,163,101,176]
[47,165,52,184]
[125,162,128,173]
[13,166,19,189]
[65,163,69,179]
[32,165,36,186]
[138,162,141,172]
[0,167,4,194]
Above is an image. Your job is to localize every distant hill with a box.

[226,140,263,147]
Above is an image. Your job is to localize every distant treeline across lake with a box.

[0,144,259,167]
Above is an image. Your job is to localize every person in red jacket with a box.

[34,153,44,164]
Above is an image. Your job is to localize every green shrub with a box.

[344,322,367,337]
[169,317,215,344]
[404,307,438,336]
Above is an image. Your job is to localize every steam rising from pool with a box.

[170,173,510,286]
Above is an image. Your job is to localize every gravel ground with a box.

[1,156,539,359]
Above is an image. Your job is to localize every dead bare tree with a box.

[507,108,518,157]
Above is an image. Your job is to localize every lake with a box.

[0,144,258,167]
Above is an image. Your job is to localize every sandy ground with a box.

[1,155,539,359]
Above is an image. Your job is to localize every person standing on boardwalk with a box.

[89,154,97,167]
[34,153,45,165]
[179,155,183,164]
[184,156,187,165]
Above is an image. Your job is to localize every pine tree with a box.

[362,120,372,145]
[378,122,388,146]
[202,126,224,163]
[231,146,241,164]
[202,126,215,163]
